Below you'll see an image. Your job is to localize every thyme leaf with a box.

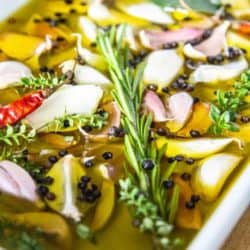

[20,73,64,90]
[209,70,250,135]
[0,124,36,160]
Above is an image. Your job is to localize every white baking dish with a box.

[1,1,250,250]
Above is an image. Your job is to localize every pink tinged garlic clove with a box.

[0,160,38,202]
[142,90,171,122]
[0,61,32,89]
[166,92,194,131]
[184,21,231,59]
[140,28,204,49]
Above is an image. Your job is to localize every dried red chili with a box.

[0,90,45,128]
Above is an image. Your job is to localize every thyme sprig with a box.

[20,73,64,90]
[0,217,44,250]
[97,25,177,249]
[0,124,36,159]
[209,70,250,135]
[42,111,108,132]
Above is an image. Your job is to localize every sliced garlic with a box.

[192,153,242,201]
[143,49,184,88]
[26,84,103,130]
[156,137,243,159]
[189,56,248,85]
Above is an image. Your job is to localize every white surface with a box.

[1,1,250,250]
[0,0,27,20]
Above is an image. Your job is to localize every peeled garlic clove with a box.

[143,49,184,88]
[195,21,230,57]
[183,43,207,60]
[26,84,103,130]
[139,28,203,50]
[60,60,110,86]
[73,33,107,71]
[166,92,194,132]
[78,16,98,43]
[91,180,115,231]
[142,90,170,122]
[118,2,174,25]
[189,56,248,84]
[46,155,85,221]
[192,153,242,201]
[0,160,38,202]
[156,137,242,159]
[88,1,112,22]
[0,61,32,89]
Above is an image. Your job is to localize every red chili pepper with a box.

[234,21,250,35]
[0,90,45,128]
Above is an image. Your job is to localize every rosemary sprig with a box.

[20,73,64,90]
[209,70,250,135]
[0,124,36,160]
[97,26,177,249]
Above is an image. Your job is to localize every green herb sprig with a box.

[209,70,250,135]
[0,124,36,159]
[20,73,64,90]
[43,111,108,132]
[0,217,44,250]
[97,26,178,249]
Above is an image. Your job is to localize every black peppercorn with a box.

[185,200,195,209]
[190,130,201,137]
[186,158,195,165]
[102,152,113,160]
[142,159,155,170]
[84,160,94,168]
[163,42,178,49]
[63,119,70,128]
[241,116,250,123]
[202,29,212,39]
[58,149,68,157]
[168,157,175,163]
[43,176,54,185]
[37,185,49,197]
[78,181,87,190]
[175,155,185,162]
[181,172,191,181]
[81,176,91,183]
[162,86,169,93]
[162,180,174,189]
[191,194,200,203]
[46,192,56,200]
[48,155,58,164]
[193,97,200,104]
